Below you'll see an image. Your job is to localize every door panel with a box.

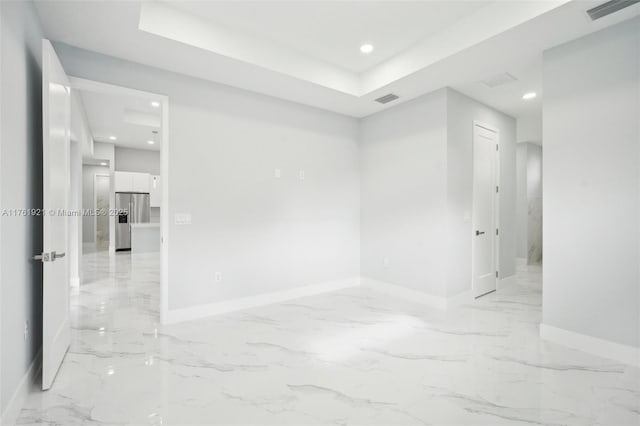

[472,123,498,298]
[41,40,71,390]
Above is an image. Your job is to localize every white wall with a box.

[115,147,160,175]
[360,88,516,299]
[516,144,528,259]
[360,89,448,296]
[69,142,83,285]
[70,89,93,283]
[55,43,361,311]
[0,0,43,416]
[517,113,542,144]
[446,89,517,295]
[543,18,639,348]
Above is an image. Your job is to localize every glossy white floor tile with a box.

[16,254,640,425]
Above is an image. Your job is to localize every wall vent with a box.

[374,93,399,104]
[586,0,639,20]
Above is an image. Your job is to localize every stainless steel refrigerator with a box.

[115,192,150,251]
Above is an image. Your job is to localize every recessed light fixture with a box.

[147,140,155,145]
[100,162,107,166]
[522,92,537,100]
[360,44,374,54]
[109,135,117,140]
[150,101,160,107]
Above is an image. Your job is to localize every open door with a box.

[37,40,71,390]
[472,122,499,298]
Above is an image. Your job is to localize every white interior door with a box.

[40,40,71,390]
[472,122,498,298]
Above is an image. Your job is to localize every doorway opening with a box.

[69,76,168,316]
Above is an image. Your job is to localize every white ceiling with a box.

[168,1,492,73]
[35,0,640,119]
[79,89,162,151]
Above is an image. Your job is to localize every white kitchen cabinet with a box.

[133,173,150,193]
[149,175,161,207]
[114,171,133,192]
[114,171,151,193]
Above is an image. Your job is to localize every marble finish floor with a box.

[16,253,640,425]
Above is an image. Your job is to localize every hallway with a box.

[16,254,640,425]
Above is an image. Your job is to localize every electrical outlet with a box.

[215,272,222,282]
[174,213,192,225]
[23,321,29,341]
[383,257,390,268]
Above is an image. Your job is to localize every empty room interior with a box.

[0,0,639,425]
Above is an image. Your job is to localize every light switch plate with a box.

[175,213,192,225]
[274,168,281,179]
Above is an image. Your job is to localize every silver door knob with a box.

[475,230,485,236]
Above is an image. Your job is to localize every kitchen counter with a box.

[131,222,160,253]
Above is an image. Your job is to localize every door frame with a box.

[68,77,170,324]
[93,173,110,248]
[471,120,500,296]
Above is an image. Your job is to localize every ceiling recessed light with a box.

[150,101,160,107]
[100,162,107,166]
[522,92,537,100]
[360,44,374,54]
[147,140,155,145]
[109,136,117,140]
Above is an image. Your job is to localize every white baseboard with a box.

[540,324,640,367]
[163,277,360,324]
[446,289,474,308]
[362,278,473,310]
[362,278,448,310]
[1,350,41,426]
[498,274,516,289]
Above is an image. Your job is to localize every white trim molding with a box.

[362,278,473,310]
[70,276,80,288]
[1,350,41,426]
[163,277,360,324]
[540,324,640,368]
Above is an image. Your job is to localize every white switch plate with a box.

[175,213,192,225]
[274,168,281,179]
[215,272,222,282]
[383,257,390,268]
[299,170,305,180]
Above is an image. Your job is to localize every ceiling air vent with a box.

[586,0,639,20]
[482,72,517,88]
[375,93,399,104]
